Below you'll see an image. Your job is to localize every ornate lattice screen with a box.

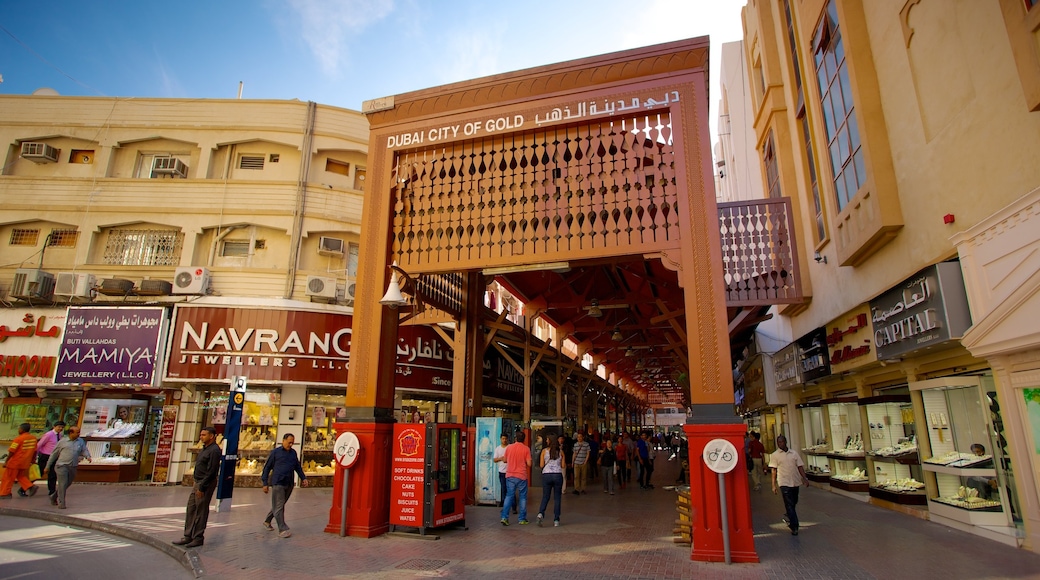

[389,113,683,271]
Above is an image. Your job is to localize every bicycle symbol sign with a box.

[702,438,739,474]
[334,432,361,468]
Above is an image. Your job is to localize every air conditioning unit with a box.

[306,275,338,300]
[173,266,210,295]
[98,278,135,296]
[138,279,173,296]
[152,157,188,178]
[318,236,345,257]
[20,142,59,163]
[11,269,56,300]
[54,272,96,298]
[344,281,357,302]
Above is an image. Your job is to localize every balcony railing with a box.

[718,197,803,307]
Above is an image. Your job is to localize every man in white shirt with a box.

[492,434,510,508]
[768,434,809,536]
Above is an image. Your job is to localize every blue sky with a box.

[0,0,744,130]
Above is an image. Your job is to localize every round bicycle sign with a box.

[334,431,361,468]
[702,438,739,474]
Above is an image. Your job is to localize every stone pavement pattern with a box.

[2,458,1039,579]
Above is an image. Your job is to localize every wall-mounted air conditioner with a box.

[20,142,59,163]
[318,236,345,257]
[152,157,188,178]
[173,267,210,295]
[344,281,356,302]
[306,275,338,300]
[12,269,56,301]
[54,272,97,298]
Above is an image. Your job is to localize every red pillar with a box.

[325,421,393,537]
[683,423,759,563]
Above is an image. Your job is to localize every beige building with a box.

[741,0,1040,551]
[0,95,368,486]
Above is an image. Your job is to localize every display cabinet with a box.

[79,397,149,483]
[912,377,1015,535]
[798,404,831,483]
[183,388,282,488]
[823,398,867,493]
[861,395,925,505]
[301,392,340,486]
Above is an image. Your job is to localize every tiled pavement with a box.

[2,458,1040,579]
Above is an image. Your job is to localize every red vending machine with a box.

[390,422,467,535]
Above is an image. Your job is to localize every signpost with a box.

[335,431,360,537]
[216,376,247,512]
[702,438,739,565]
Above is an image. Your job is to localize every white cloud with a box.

[436,27,504,86]
[287,0,396,76]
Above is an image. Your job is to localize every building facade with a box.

[740,0,1040,551]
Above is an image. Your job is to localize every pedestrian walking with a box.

[598,439,617,495]
[44,425,90,509]
[173,426,222,548]
[36,421,64,499]
[1,423,39,499]
[637,432,655,489]
[571,432,591,495]
[769,434,810,536]
[492,434,510,507]
[500,431,532,526]
[613,435,628,490]
[261,433,309,538]
[749,432,766,491]
[536,435,566,527]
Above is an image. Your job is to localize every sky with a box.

[0,0,746,141]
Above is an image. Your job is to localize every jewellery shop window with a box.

[194,388,280,483]
[81,397,149,467]
[0,395,82,456]
[302,391,340,481]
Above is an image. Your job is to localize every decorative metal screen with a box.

[718,198,801,305]
[9,228,39,246]
[103,229,183,266]
[47,229,79,247]
[389,114,679,270]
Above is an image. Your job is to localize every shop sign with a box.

[870,262,973,360]
[483,349,523,402]
[390,424,427,528]
[0,309,66,386]
[150,405,178,484]
[395,326,453,393]
[55,307,164,385]
[773,342,802,390]
[742,356,767,411]
[825,304,877,374]
[165,306,351,386]
[796,327,830,383]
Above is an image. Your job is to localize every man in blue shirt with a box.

[261,433,308,537]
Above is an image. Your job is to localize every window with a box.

[326,159,350,176]
[763,132,782,199]
[136,153,190,179]
[347,243,360,278]
[813,0,864,211]
[354,167,366,191]
[269,154,280,163]
[103,229,183,266]
[239,155,265,170]
[221,240,251,257]
[786,0,826,242]
[9,229,39,246]
[48,229,79,247]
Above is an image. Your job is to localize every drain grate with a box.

[394,559,450,571]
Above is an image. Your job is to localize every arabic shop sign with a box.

[384,89,682,149]
[796,327,831,383]
[165,306,351,386]
[870,262,973,360]
[773,342,803,390]
[0,309,66,386]
[55,307,165,386]
[825,304,877,374]
[395,325,453,393]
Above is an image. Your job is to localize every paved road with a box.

[0,515,192,580]
[1,456,1039,579]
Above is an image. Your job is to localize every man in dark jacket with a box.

[174,426,221,548]
[261,433,308,537]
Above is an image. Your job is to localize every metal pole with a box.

[718,472,731,565]
[339,468,350,537]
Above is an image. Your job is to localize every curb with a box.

[0,506,204,578]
